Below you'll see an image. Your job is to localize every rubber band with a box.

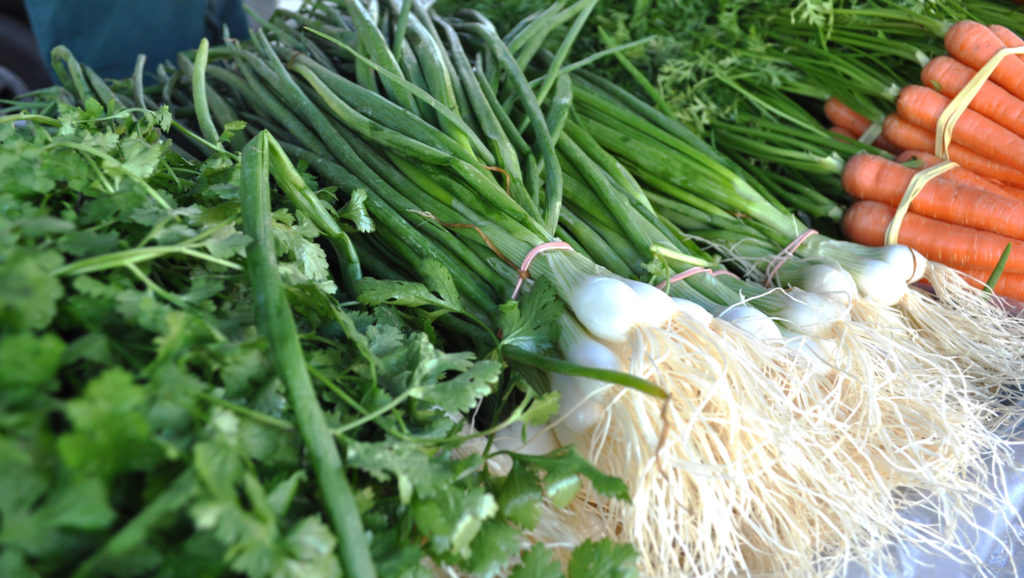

[858,122,883,146]
[510,241,574,300]
[710,269,742,279]
[935,46,1024,159]
[656,267,711,290]
[763,229,819,287]
[883,160,958,246]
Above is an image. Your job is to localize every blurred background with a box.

[0,0,304,99]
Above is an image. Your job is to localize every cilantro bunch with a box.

[0,100,632,577]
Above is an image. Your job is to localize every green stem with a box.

[240,131,376,578]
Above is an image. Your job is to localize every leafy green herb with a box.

[1,86,634,576]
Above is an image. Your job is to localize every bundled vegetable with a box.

[562,69,1024,572]
[822,19,1024,303]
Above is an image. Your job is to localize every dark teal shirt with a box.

[25,0,249,82]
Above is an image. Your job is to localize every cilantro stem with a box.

[307,364,369,415]
[0,113,61,126]
[124,262,195,312]
[332,390,413,436]
[72,469,199,578]
[240,131,376,578]
[171,119,231,157]
[55,245,243,276]
[195,391,296,431]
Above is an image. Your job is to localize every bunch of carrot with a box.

[825,20,1024,301]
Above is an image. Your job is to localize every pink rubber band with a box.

[764,229,818,287]
[657,267,712,290]
[510,241,574,300]
[710,269,741,279]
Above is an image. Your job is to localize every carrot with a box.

[894,149,1024,202]
[881,113,1024,189]
[829,125,858,139]
[953,267,1024,302]
[894,84,1024,172]
[824,97,873,135]
[841,152,1024,240]
[840,199,1024,273]
[920,55,1024,140]
[823,97,902,153]
[944,20,1024,102]
[989,25,1024,53]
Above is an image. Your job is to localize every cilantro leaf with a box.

[411,486,498,560]
[282,516,342,576]
[34,475,118,532]
[498,278,563,354]
[567,539,639,578]
[345,440,452,503]
[419,259,462,311]
[0,332,65,401]
[513,448,630,508]
[192,412,246,499]
[117,137,167,180]
[497,461,543,528]
[57,368,163,480]
[0,249,65,332]
[465,519,522,577]
[509,543,564,578]
[356,277,462,313]
[338,189,374,233]
[519,390,562,427]
[411,356,502,415]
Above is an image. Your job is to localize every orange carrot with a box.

[895,84,1024,172]
[881,113,1024,189]
[840,199,1024,273]
[829,125,858,139]
[894,149,1024,201]
[841,152,1024,240]
[824,97,873,135]
[823,97,902,153]
[953,267,1024,302]
[989,25,1024,54]
[920,55,1024,140]
[944,20,1024,102]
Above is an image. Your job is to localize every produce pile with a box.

[4,1,1024,577]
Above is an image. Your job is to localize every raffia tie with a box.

[884,46,1024,245]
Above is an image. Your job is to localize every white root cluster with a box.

[514,246,1024,577]
[899,262,1024,401]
